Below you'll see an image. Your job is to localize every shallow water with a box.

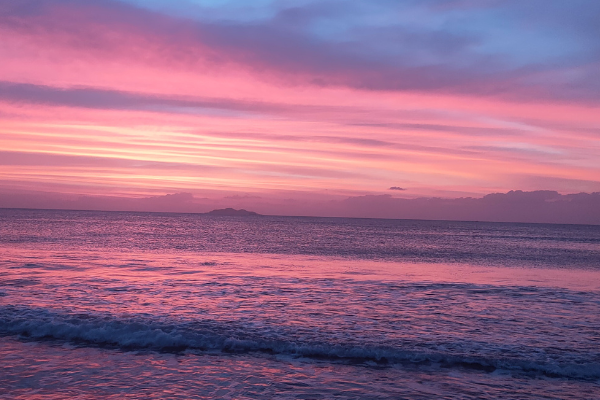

[1,209,599,398]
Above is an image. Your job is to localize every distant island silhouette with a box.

[207,208,261,216]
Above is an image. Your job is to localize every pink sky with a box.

[1,1,599,221]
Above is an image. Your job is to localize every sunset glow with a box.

[1,0,599,216]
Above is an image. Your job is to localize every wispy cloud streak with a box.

[0,0,599,219]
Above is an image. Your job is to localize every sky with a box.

[1,0,599,220]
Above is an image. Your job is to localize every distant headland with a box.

[207,208,261,216]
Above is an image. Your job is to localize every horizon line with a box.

[2,207,598,228]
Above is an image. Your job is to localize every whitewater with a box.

[1,208,599,399]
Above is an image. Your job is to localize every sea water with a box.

[1,209,599,399]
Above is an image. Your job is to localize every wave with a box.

[1,305,598,381]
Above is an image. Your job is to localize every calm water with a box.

[1,209,599,399]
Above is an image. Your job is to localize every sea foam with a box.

[1,305,598,381]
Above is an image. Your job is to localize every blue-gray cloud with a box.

[2,0,599,102]
[0,81,287,117]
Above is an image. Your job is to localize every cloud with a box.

[389,187,406,191]
[1,0,598,204]
[1,0,599,103]
[1,189,598,225]
[0,150,229,173]
[0,81,269,116]
[331,190,600,225]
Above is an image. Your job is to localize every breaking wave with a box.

[1,305,598,381]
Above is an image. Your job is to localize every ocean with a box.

[1,208,599,399]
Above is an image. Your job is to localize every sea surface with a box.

[1,208,599,399]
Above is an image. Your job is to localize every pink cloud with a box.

[0,0,599,221]
[1,189,598,225]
